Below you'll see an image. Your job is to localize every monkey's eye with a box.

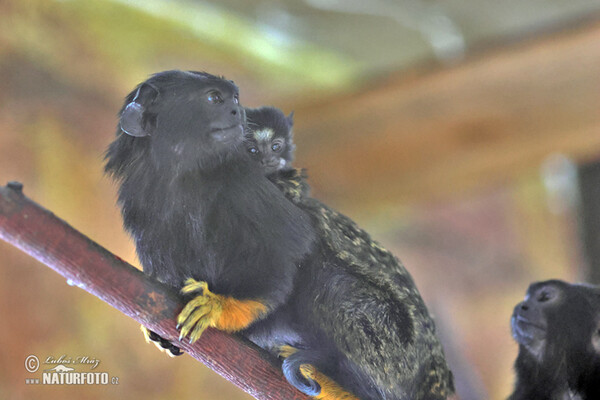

[271,142,283,152]
[233,94,239,104]
[207,91,224,104]
[537,289,552,302]
[247,147,259,156]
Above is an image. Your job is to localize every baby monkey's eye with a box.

[248,147,259,155]
[233,94,239,104]
[271,143,282,152]
[207,91,223,104]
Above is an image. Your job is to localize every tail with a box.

[281,349,321,396]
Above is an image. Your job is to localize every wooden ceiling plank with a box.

[291,21,600,210]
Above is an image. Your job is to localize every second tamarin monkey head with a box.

[244,106,295,174]
[106,70,245,177]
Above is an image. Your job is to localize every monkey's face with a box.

[154,79,243,172]
[118,71,245,173]
[246,132,290,174]
[511,282,556,359]
[511,280,600,362]
[244,107,295,174]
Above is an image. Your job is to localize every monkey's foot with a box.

[299,364,359,400]
[278,345,298,359]
[177,278,268,343]
[140,325,183,357]
[279,346,358,400]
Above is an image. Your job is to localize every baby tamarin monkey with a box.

[245,106,295,174]
[244,107,455,400]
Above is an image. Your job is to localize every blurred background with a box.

[1,1,600,399]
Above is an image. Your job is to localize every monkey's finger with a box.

[299,364,316,379]
[151,341,182,358]
[183,278,199,285]
[178,320,196,341]
[278,345,298,359]
[152,340,167,353]
[179,304,212,334]
[188,318,211,343]
[158,340,183,358]
[177,301,209,331]
[181,279,208,295]
[178,305,213,339]
[167,346,183,357]
[177,296,212,327]
[140,325,184,357]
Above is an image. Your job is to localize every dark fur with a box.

[245,107,455,400]
[104,70,315,324]
[509,280,600,400]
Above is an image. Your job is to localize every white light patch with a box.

[254,129,274,142]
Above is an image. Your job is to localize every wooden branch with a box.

[0,182,309,400]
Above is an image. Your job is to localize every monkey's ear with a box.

[120,83,159,137]
[286,111,294,128]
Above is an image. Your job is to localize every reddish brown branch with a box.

[0,182,309,400]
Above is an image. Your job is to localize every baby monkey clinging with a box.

[244,105,455,400]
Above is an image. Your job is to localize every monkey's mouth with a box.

[511,315,546,343]
[210,124,243,143]
[514,315,545,330]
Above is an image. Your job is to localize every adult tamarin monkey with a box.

[105,71,454,400]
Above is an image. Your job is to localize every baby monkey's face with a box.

[246,131,290,174]
[244,107,295,175]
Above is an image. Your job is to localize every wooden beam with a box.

[291,20,600,210]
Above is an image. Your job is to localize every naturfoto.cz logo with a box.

[24,354,119,385]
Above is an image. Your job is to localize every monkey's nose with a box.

[231,109,237,116]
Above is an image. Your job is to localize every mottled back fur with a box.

[242,104,454,399]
